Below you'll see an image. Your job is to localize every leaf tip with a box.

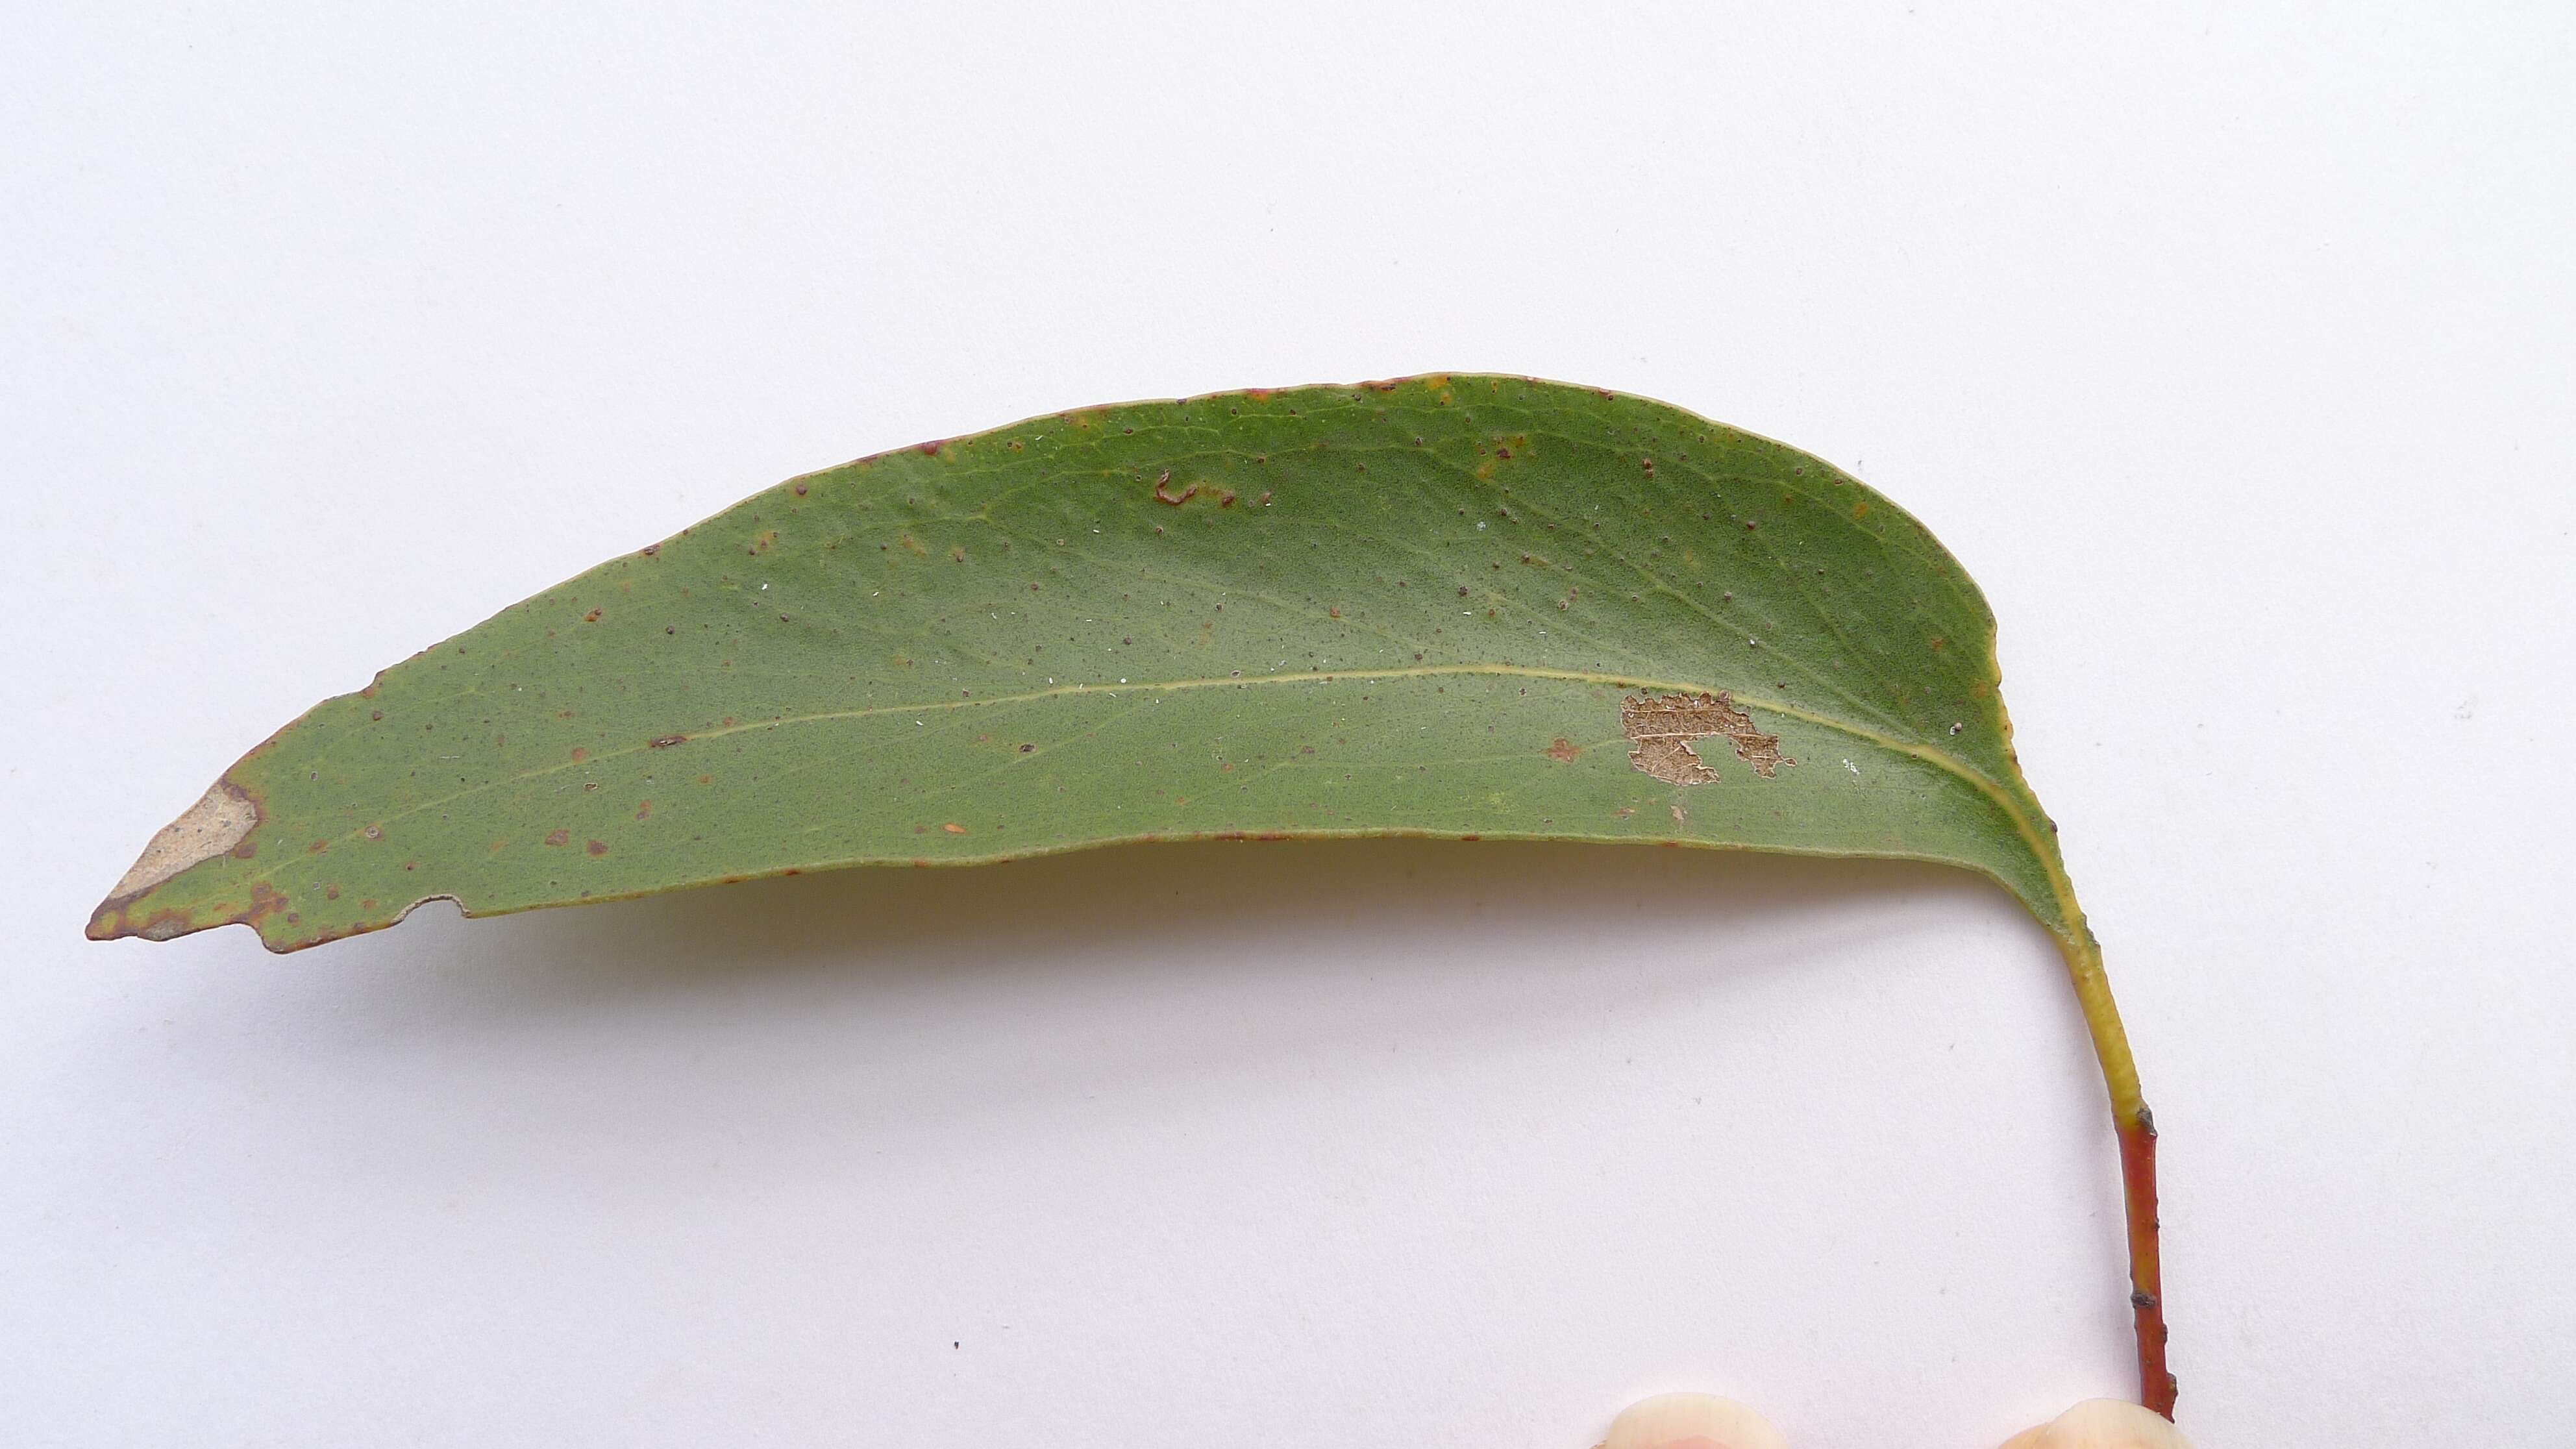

[93,780,262,922]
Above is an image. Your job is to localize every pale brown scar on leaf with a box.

[1151,470,1237,508]
[106,782,259,900]
[1620,691,1794,786]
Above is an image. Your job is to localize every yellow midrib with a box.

[231,662,2068,928]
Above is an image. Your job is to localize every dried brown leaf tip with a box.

[1620,691,1793,785]
[103,781,260,901]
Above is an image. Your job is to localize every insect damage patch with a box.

[1621,691,1793,785]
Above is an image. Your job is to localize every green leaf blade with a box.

[92,375,2072,951]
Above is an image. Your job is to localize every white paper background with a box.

[5,5,2570,1445]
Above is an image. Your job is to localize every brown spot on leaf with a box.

[649,734,687,749]
[749,530,778,555]
[544,829,571,847]
[111,890,293,947]
[1545,737,1581,763]
[1620,691,1794,785]
[570,747,589,762]
[943,822,968,834]
[1632,735,1713,784]
[582,608,602,623]
[586,839,608,856]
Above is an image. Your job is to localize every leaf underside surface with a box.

[92,375,2080,954]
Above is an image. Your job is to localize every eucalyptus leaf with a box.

[89,375,2174,1415]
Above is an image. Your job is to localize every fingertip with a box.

[2001,1398,2195,1449]
[1597,1392,1789,1449]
